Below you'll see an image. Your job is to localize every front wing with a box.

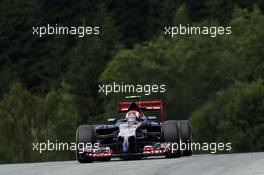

[79,142,172,159]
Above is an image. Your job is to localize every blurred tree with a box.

[100,6,264,121]
[106,0,180,47]
[65,1,120,124]
[0,83,78,163]
[190,80,264,152]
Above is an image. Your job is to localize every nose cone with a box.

[122,137,129,153]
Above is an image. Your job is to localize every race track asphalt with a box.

[0,152,263,175]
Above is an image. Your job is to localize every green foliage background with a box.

[0,0,263,163]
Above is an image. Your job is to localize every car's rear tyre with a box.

[179,120,192,156]
[76,125,95,163]
[162,120,181,158]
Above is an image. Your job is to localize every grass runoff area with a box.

[0,0,264,163]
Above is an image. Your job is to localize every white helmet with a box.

[126,110,140,122]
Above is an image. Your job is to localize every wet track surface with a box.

[0,152,263,175]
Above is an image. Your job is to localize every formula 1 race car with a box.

[76,96,192,163]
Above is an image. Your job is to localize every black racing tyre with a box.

[178,120,192,156]
[162,120,181,158]
[76,125,95,163]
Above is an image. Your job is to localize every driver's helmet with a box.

[126,110,140,122]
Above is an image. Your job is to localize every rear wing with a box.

[118,100,165,122]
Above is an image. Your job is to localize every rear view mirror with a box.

[148,116,157,120]
[107,118,116,123]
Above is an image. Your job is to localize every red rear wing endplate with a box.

[118,100,165,122]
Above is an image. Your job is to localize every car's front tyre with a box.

[76,125,95,163]
[162,120,181,158]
